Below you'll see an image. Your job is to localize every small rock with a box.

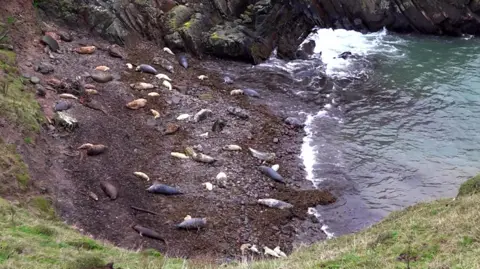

[0,44,14,51]
[164,123,180,135]
[193,144,203,152]
[171,96,181,105]
[227,106,249,119]
[284,117,305,128]
[35,62,54,74]
[108,44,124,58]
[36,85,46,97]
[273,138,279,143]
[54,101,72,112]
[58,31,72,42]
[223,76,233,84]
[212,119,226,132]
[30,76,40,84]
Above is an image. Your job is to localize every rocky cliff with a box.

[37,0,480,64]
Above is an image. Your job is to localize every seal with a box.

[223,145,242,151]
[162,80,172,91]
[136,64,157,74]
[126,98,147,110]
[243,88,260,98]
[147,183,183,195]
[230,89,244,96]
[178,54,188,69]
[212,119,226,132]
[54,101,72,112]
[271,164,280,171]
[171,152,189,159]
[163,47,174,55]
[90,70,113,83]
[202,182,213,191]
[41,35,59,52]
[155,73,172,81]
[133,172,150,181]
[259,165,285,183]
[176,114,190,121]
[227,106,249,119]
[100,181,118,200]
[126,63,133,69]
[164,123,180,135]
[186,147,216,164]
[216,172,227,180]
[59,93,78,100]
[257,198,293,209]
[176,217,207,230]
[130,82,155,90]
[132,225,165,241]
[198,75,208,80]
[94,66,110,71]
[147,92,160,97]
[88,191,99,201]
[194,109,212,123]
[151,109,160,119]
[75,46,96,54]
[249,148,275,162]
[87,144,107,156]
[85,89,98,95]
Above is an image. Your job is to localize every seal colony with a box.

[27,24,337,260]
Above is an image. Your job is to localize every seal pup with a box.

[130,82,155,90]
[162,80,172,91]
[249,148,275,162]
[88,191,99,201]
[194,109,212,122]
[216,172,227,180]
[132,225,165,241]
[78,143,107,156]
[126,99,147,110]
[41,35,59,52]
[176,217,207,230]
[147,183,183,195]
[94,66,110,71]
[274,246,287,257]
[243,88,260,98]
[151,109,160,119]
[85,89,98,95]
[271,164,280,171]
[126,63,133,69]
[230,89,244,96]
[198,75,208,80]
[212,119,226,132]
[163,47,174,55]
[136,64,157,74]
[259,166,285,183]
[75,46,96,54]
[202,182,213,191]
[100,182,118,200]
[155,73,172,81]
[257,198,293,209]
[171,152,189,159]
[223,145,242,151]
[264,246,280,258]
[59,93,78,100]
[185,147,216,164]
[178,54,188,69]
[133,172,150,181]
[176,114,190,121]
[147,92,160,97]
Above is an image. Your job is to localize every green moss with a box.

[0,49,43,132]
[66,238,104,250]
[29,196,56,219]
[183,20,192,29]
[457,174,480,197]
[15,173,30,189]
[16,225,57,237]
[24,137,33,144]
[210,32,220,40]
[65,254,106,269]
[0,140,31,193]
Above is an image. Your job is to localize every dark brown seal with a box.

[100,182,118,200]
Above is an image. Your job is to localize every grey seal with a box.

[259,166,285,183]
[147,183,183,195]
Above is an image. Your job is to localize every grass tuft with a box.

[66,238,104,250]
[29,196,56,219]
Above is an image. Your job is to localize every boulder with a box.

[458,174,480,197]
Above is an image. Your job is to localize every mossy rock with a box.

[457,174,480,197]
[165,5,194,34]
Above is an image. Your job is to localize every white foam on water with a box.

[308,207,335,239]
[300,110,327,182]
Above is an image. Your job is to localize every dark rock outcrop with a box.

[38,0,480,64]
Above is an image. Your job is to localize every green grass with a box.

[0,138,31,193]
[0,49,43,133]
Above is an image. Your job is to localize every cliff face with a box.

[37,0,480,64]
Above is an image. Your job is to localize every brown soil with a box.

[0,0,337,261]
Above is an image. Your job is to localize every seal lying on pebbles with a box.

[257,198,293,209]
[85,89,98,95]
[198,75,208,80]
[176,217,207,230]
[54,101,72,111]
[171,152,189,159]
[178,54,188,69]
[126,99,147,110]
[41,35,59,52]
[162,80,172,91]
[133,172,150,181]
[259,165,285,183]
[223,145,242,151]
[212,119,226,132]
[78,143,108,156]
[136,64,157,74]
[59,93,78,100]
[249,148,276,162]
[230,89,244,96]
[227,106,249,119]
[176,114,190,121]
[147,183,183,195]
[216,172,227,180]
[243,88,260,98]
[130,82,155,90]
[163,47,174,55]
[202,182,213,191]
[90,70,113,83]
[194,109,212,122]
[185,147,216,164]
[94,66,110,71]
[100,182,118,200]
[132,225,165,241]
[164,123,180,135]
[151,109,160,119]
[126,63,133,69]
[75,46,96,54]
[155,74,172,81]
[88,191,99,201]
[148,92,160,97]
